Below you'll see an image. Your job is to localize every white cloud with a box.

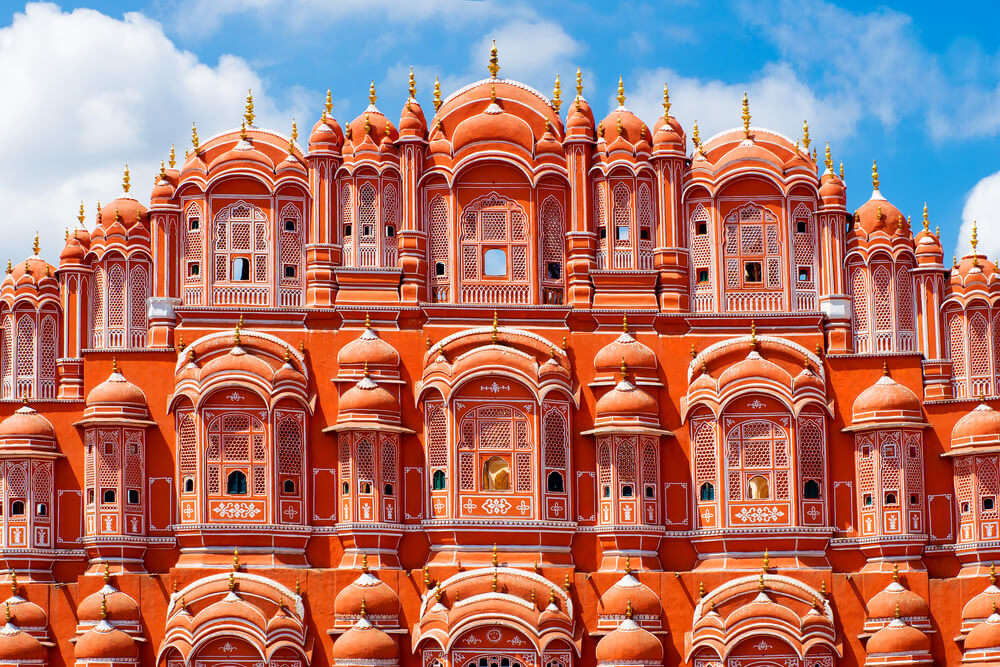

[0,3,311,263]
[623,63,860,149]
[957,171,1000,259]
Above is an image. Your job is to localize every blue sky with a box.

[1,0,998,264]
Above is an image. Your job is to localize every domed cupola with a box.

[94,166,149,248]
[150,159,176,205]
[332,612,398,666]
[913,203,943,266]
[308,90,345,154]
[0,574,48,634]
[337,367,401,428]
[209,122,277,177]
[952,403,1000,452]
[962,568,1000,638]
[59,205,91,269]
[80,359,151,425]
[848,365,926,431]
[0,405,55,449]
[593,316,657,383]
[276,121,308,178]
[75,566,141,634]
[336,316,401,379]
[333,556,401,629]
[818,145,846,207]
[73,618,139,665]
[597,77,651,159]
[398,68,428,140]
[965,607,1000,662]
[565,69,596,141]
[864,613,931,666]
[0,237,59,306]
[180,123,208,179]
[594,607,663,667]
[0,607,46,665]
[594,362,659,430]
[597,561,662,631]
[651,83,684,153]
[863,568,931,634]
[344,82,398,157]
[848,161,913,253]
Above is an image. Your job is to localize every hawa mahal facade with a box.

[1,48,999,666]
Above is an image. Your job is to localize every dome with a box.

[74,621,138,660]
[334,570,401,621]
[652,113,684,151]
[866,580,929,620]
[851,371,923,427]
[595,618,662,663]
[953,403,1000,450]
[717,350,790,390]
[914,228,943,262]
[0,625,45,661]
[59,233,87,264]
[819,171,846,205]
[967,611,1000,650]
[793,365,825,394]
[338,375,400,417]
[337,325,400,369]
[595,379,658,420]
[866,618,929,655]
[266,604,301,635]
[535,123,562,156]
[99,196,147,233]
[200,346,276,381]
[309,95,345,153]
[1,596,47,629]
[594,330,656,374]
[600,573,660,619]
[435,77,561,135]
[86,366,148,408]
[452,109,535,156]
[210,139,276,174]
[1,254,58,294]
[333,617,398,661]
[399,81,428,139]
[0,405,55,440]
[852,165,909,238]
[963,584,1000,622]
[77,584,140,624]
[598,81,651,152]
[346,86,398,151]
[713,139,783,174]
[725,591,800,630]
[565,95,595,140]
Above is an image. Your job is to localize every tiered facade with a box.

[2,51,999,666]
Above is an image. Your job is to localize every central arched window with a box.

[724,418,790,508]
[206,412,268,519]
[226,470,248,495]
[483,456,511,490]
[458,193,529,304]
[212,201,270,306]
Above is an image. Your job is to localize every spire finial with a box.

[894,601,901,619]
[169,144,176,169]
[423,565,431,588]
[699,581,705,598]
[240,118,247,140]
[192,121,200,150]
[160,160,167,179]
[491,310,499,343]
[552,74,562,112]
[749,319,757,348]
[5,260,10,275]
[361,552,369,572]
[758,570,766,591]
[491,569,498,591]
[291,119,298,143]
[872,160,880,190]
[244,88,255,126]
[78,201,86,225]
[322,89,332,119]
[233,546,240,571]
[892,563,899,582]
[839,161,844,180]
[741,92,751,138]
[368,80,377,106]
[363,360,369,377]
[122,163,131,193]
[662,82,671,118]
[620,356,628,381]
[492,543,498,567]
[802,120,810,150]
[488,39,499,78]
[763,548,770,569]
[972,220,979,253]
[824,144,833,172]
[624,554,632,575]
[104,562,111,585]
[692,120,701,153]
[8,570,15,597]
[622,313,629,333]
[32,232,40,256]
[111,356,118,374]
[100,593,108,620]
[433,76,442,112]
[408,67,417,100]
[616,75,625,107]
[228,571,236,592]
[883,360,889,376]
[922,203,929,231]
[4,601,9,624]
[365,312,372,328]
[625,598,633,619]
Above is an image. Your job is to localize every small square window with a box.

[798,266,810,282]
[547,262,561,280]
[599,227,607,240]
[127,489,140,505]
[616,226,630,241]
[639,227,651,241]
[884,492,898,506]
[744,261,763,283]
[435,262,446,276]
[363,225,373,237]
[385,225,395,237]
[962,501,971,513]
[985,496,996,511]
[696,222,708,235]
[644,484,655,498]
[189,218,200,230]
[284,219,296,232]
[796,220,807,233]
[87,489,95,505]
[910,494,919,505]
[35,503,46,516]
[483,248,507,277]
[283,265,297,279]
[344,224,352,237]
[863,494,873,507]
[697,268,709,283]
[102,489,116,504]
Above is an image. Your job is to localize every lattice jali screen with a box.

[212,200,271,306]
[428,196,450,299]
[540,196,565,288]
[276,414,304,476]
[457,193,530,304]
[341,184,354,265]
[458,403,533,494]
[381,183,399,267]
[949,312,968,397]
[895,265,915,349]
[689,204,714,311]
[595,183,608,269]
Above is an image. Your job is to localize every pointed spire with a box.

[244,88,255,126]
[749,319,758,348]
[228,570,236,592]
[624,554,632,575]
[839,162,844,180]
[894,600,901,619]
[8,570,16,597]
[824,144,833,172]
[492,542,498,567]
[122,163,131,193]
[972,220,979,254]
[4,602,9,624]
[100,593,108,620]
[692,120,701,153]
[169,144,176,168]
[491,569,498,591]
[368,80,377,106]
[78,201,86,226]
[741,92,751,139]
[620,356,628,381]
[763,548,770,569]
[616,75,625,107]
[872,160,880,190]
[407,67,417,101]
[433,76,442,111]
[552,74,561,112]
[191,121,200,151]
[288,120,298,154]
[622,313,629,334]
[111,356,118,374]
[662,82,671,118]
[699,580,705,598]
[488,39,499,78]
[758,569,766,592]
[491,310,499,343]
[32,232,40,256]
[364,113,371,136]
[892,563,899,582]
[240,118,248,140]
[104,562,112,585]
[625,598,633,619]
[159,160,167,179]
[575,67,583,98]
[802,120,810,150]
[361,552,369,573]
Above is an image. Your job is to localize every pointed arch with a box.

[429,194,451,301]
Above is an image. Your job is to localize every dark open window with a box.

[226,470,248,495]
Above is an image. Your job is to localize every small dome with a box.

[338,325,400,369]
[851,371,923,427]
[309,112,345,153]
[99,196,147,232]
[1,596,47,629]
[600,573,660,620]
[77,584,140,624]
[266,604,301,635]
[793,365,825,394]
[852,191,906,238]
[713,139,783,174]
[1,255,58,293]
[334,570,401,622]
[652,114,684,150]
[818,171,846,205]
[332,617,398,662]
[594,331,656,375]
[74,621,139,660]
[211,139,276,174]
[200,346,276,381]
[598,100,651,151]
[338,375,400,417]
[953,403,1000,450]
[346,95,398,151]
[0,405,55,440]
[963,584,1000,622]
[86,366,148,408]
[452,110,534,156]
[913,228,943,261]
[725,591,800,630]
[565,96,595,140]
[535,123,562,156]
[866,579,929,620]
[399,94,428,139]
[59,234,87,264]
[866,618,929,655]
[595,618,662,663]
[967,611,1000,650]
[717,350,790,390]
[595,379,658,420]
[0,625,45,661]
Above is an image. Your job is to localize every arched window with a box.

[227,470,248,495]
[14,315,35,399]
[611,183,633,269]
[595,183,608,269]
[457,403,533,500]
[540,196,565,303]
[483,456,511,491]
[178,412,197,496]
[547,471,564,492]
[851,264,870,353]
[432,470,446,490]
[278,203,304,306]
[212,201,270,306]
[428,195,450,301]
[722,203,782,310]
[724,416,791,524]
[699,482,715,501]
[381,183,399,267]
[128,263,148,347]
[748,475,770,499]
[637,183,654,269]
[356,183,377,267]
[341,184,354,266]
[457,193,530,304]
[804,479,821,499]
[689,204,714,312]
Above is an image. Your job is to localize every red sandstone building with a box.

[0,47,996,666]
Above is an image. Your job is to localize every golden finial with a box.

[324,89,333,118]
[491,310,499,343]
[244,89,255,126]
[597,120,604,138]
[620,356,628,381]
[492,543,498,567]
[363,360,369,377]
[552,74,562,112]
[575,67,583,98]
[292,120,299,143]
[563,573,571,591]
[423,565,431,587]
[548,588,555,607]
[882,360,889,376]
[240,118,249,140]
[749,319,757,348]
[368,80,377,106]
[232,546,240,571]
[872,160,880,190]
[802,120,810,150]
[491,569,498,591]
[616,115,623,135]
[159,160,167,179]
[758,570,766,591]
[662,82,671,118]
[228,571,236,592]
[78,201,85,225]
[234,319,241,347]
[295,578,301,596]
[359,596,367,618]
[616,75,625,107]
[699,581,705,598]
[169,144,176,168]
[690,344,696,359]
[894,601,901,619]
[122,163,131,193]
[434,587,442,602]
[433,76,442,111]
[622,313,629,333]
[692,120,701,152]
[192,122,200,150]
[364,113,371,136]
[624,554,631,574]
[741,92,751,138]
[812,147,817,161]
[625,599,633,619]
[361,552,369,572]
[98,593,108,620]
[972,220,979,253]
[824,144,833,172]
[490,82,497,103]
[4,601,9,624]
[8,570,15,597]
[562,336,567,351]
[892,563,899,582]
[111,356,118,374]
[408,67,417,100]
[5,260,10,275]
[104,562,111,585]
[763,548,770,569]
[32,232,39,256]
[488,39,499,78]
[922,203,929,231]
[839,162,844,180]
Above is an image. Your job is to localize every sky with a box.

[1,0,999,266]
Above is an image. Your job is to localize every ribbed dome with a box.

[99,196,147,232]
[86,367,148,408]
[600,573,660,619]
[399,94,428,138]
[866,618,929,655]
[595,379,658,419]
[866,580,929,620]
[77,584,140,624]
[853,191,906,237]
[309,112,345,152]
[1,596,47,630]
[74,621,138,660]
[963,584,1000,622]
[338,326,400,368]
[967,611,1000,650]
[338,375,399,416]
[725,591,800,629]
[0,624,45,661]
[0,405,55,440]
[332,617,398,661]
[952,403,1000,450]
[851,372,922,426]
[595,618,662,663]
[594,331,656,374]
[334,570,401,621]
